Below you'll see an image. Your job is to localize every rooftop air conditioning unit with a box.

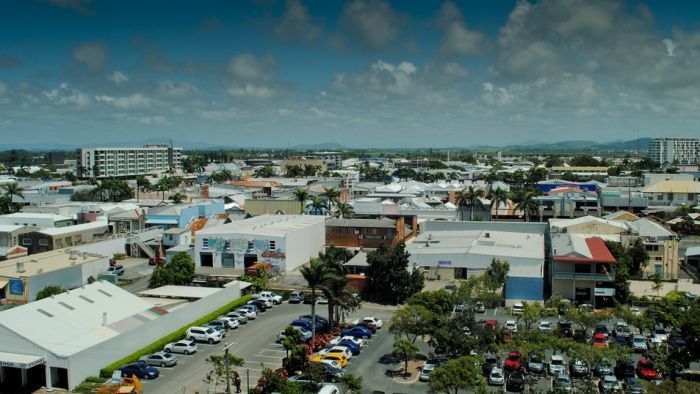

[16,261,25,273]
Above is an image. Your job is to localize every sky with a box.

[1,0,700,149]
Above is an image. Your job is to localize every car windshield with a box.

[162,353,173,359]
[509,355,519,361]
[654,327,665,334]
[492,371,502,378]
[557,376,570,384]
[531,356,542,363]
[594,336,605,342]
[552,359,563,365]
[642,361,654,369]
[205,328,215,334]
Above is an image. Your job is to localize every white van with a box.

[512,303,524,316]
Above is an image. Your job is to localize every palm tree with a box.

[136,176,151,202]
[292,189,309,213]
[321,187,340,209]
[455,186,484,221]
[306,196,327,215]
[322,273,350,330]
[169,192,186,204]
[3,182,24,203]
[512,190,539,222]
[300,259,332,344]
[489,187,509,221]
[335,202,354,218]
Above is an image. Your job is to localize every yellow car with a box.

[311,353,348,368]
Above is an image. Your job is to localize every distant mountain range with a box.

[0,138,650,152]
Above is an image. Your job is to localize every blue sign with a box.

[8,279,24,296]
[438,260,452,266]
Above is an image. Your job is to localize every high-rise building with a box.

[648,138,700,165]
[76,145,182,178]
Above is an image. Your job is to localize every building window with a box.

[645,245,659,252]
[39,239,49,246]
[22,238,32,246]
[655,256,663,261]
[689,193,695,201]
[202,238,209,248]
[269,240,276,251]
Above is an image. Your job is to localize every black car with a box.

[482,354,499,376]
[308,361,345,382]
[248,300,268,311]
[613,335,631,347]
[625,377,645,394]
[614,360,636,380]
[119,362,160,380]
[557,321,573,337]
[572,329,587,343]
[506,372,526,392]
[303,294,315,304]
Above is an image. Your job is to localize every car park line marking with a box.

[259,349,286,354]
[253,354,284,359]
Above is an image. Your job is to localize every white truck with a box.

[252,291,283,305]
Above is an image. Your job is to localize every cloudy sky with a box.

[1,0,700,149]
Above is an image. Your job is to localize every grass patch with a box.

[98,294,252,378]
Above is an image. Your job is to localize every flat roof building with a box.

[76,145,183,178]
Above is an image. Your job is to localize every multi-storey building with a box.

[648,138,700,165]
[310,151,343,171]
[76,145,182,178]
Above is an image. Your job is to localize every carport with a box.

[0,352,58,391]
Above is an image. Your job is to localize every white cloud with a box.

[340,0,406,51]
[227,54,275,81]
[158,80,197,98]
[0,81,7,96]
[274,0,322,43]
[43,83,90,107]
[72,42,108,71]
[662,39,676,56]
[95,93,151,109]
[436,1,485,57]
[106,70,128,86]
[227,84,275,99]
[138,115,167,125]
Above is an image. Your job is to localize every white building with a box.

[76,145,183,178]
[0,213,73,228]
[648,138,700,165]
[408,221,547,305]
[194,215,325,272]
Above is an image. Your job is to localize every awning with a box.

[0,352,45,369]
[0,280,7,289]
[146,219,178,225]
[344,251,368,267]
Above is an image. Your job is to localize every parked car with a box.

[594,324,610,339]
[148,256,165,266]
[303,294,315,304]
[613,322,631,339]
[599,375,622,393]
[248,299,270,311]
[652,324,668,342]
[291,319,324,333]
[512,303,524,315]
[308,361,345,382]
[625,377,645,394]
[163,339,197,355]
[277,326,312,343]
[225,311,248,324]
[253,291,283,304]
[139,352,177,367]
[552,373,572,391]
[352,317,383,329]
[636,359,660,380]
[483,354,500,376]
[299,314,330,329]
[319,346,353,360]
[505,351,523,371]
[548,355,566,376]
[614,360,636,380]
[632,335,648,353]
[118,362,159,379]
[613,334,631,347]
[205,321,228,337]
[317,295,329,304]
[330,335,364,348]
[236,307,257,319]
[217,316,240,329]
[557,321,573,337]
[337,340,361,355]
[507,371,526,392]
[310,353,348,368]
[354,320,377,334]
[475,302,486,313]
[594,359,614,377]
[420,363,436,382]
[484,319,498,332]
[341,326,372,339]
[569,358,590,377]
[288,290,304,304]
[527,354,545,375]
[592,333,608,348]
[186,326,222,344]
[538,321,552,332]
[317,359,343,370]
[505,320,518,333]
[579,303,593,312]
[488,367,505,386]
[106,265,125,276]
[572,329,587,343]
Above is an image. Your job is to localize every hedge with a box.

[99,294,252,378]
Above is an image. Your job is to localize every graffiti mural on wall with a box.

[221,238,286,268]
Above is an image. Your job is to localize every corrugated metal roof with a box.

[326,218,396,229]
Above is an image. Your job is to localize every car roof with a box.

[551,355,564,360]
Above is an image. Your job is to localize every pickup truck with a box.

[252,291,283,305]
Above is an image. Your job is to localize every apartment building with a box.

[76,145,183,178]
[649,138,700,165]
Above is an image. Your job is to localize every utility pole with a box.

[224,342,234,394]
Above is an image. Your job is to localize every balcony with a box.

[552,271,615,282]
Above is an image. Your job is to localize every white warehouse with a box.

[194,215,325,272]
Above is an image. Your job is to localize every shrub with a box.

[99,294,251,378]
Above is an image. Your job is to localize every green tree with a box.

[365,242,423,303]
[389,304,434,344]
[488,187,509,221]
[149,252,195,288]
[321,187,340,210]
[651,273,664,297]
[428,356,484,394]
[292,188,309,212]
[169,192,186,204]
[645,379,700,394]
[35,285,64,300]
[407,290,454,317]
[285,165,304,178]
[334,202,354,218]
[392,339,419,378]
[3,182,24,201]
[565,308,602,335]
[306,196,327,215]
[484,258,509,292]
[202,353,245,393]
[515,301,544,330]
[512,189,539,222]
[455,186,484,221]
[300,259,332,343]
[339,374,363,394]
[254,165,275,178]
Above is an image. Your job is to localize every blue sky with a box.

[1,0,700,148]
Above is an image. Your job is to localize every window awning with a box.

[0,280,7,290]
[146,219,178,225]
[0,352,45,369]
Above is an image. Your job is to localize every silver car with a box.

[632,335,648,353]
[139,351,177,367]
[163,339,197,355]
[225,311,248,324]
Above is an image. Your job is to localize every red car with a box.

[484,319,499,332]
[504,351,523,371]
[636,359,660,380]
[592,333,608,348]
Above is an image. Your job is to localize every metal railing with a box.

[552,271,615,281]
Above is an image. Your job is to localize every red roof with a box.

[554,237,616,264]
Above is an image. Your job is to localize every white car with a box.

[505,320,518,333]
[330,335,365,347]
[548,355,566,376]
[512,303,524,315]
[539,321,552,332]
[632,335,648,352]
[186,326,222,344]
[249,299,273,309]
[254,291,283,305]
[317,296,329,304]
[236,307,257,319]
[352,317,384,329]
[163,339,197,355]
[218,316,241,329]
[488,367,505,386]
[225,311,248,324]
[420,363,436,382]
[318,359,342,369]
[324,346,353,360]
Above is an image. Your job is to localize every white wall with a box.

[284,220,325,272]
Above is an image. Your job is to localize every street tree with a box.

[365,242,423,303]
[202,352,244,393]
[428,356,484,394]
[389,304,434,344]
[149,252,195,288]
[392,338,419,378]
[515,301,544,331]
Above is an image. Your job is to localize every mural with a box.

[211,238,286,268]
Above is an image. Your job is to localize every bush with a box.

[113,253,127,260]
[99,294,251,378]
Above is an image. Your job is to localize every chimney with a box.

[16,261,25,273]
[102,312,107,326]
[485,232,490,238]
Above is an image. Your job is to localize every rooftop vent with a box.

[485,232,490,238]
[16,261,25,273]
[37,308,54,318]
